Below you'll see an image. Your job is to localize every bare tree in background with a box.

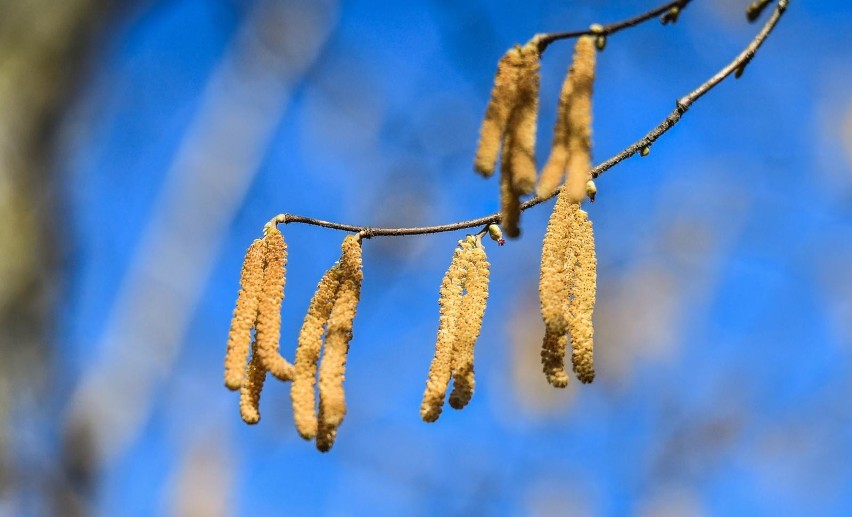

[0,1,119,514]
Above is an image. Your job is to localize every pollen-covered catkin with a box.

[448,242,490,410]
[225,239,265,390]
[508,42,541,196]
[500,130,522,239]
[291,264,341,440]
[539,190,578,336]
[569,209,597,383]
[564,36,596,204]
[474,47,524,177]
[541,329,570,388]
[539,190,580,387]
[239,345,266,424]
[421,241,469,422]
[537,63,573,198]
[255,228,295,382]
[316,235,363,452]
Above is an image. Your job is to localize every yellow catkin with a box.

[420,241,469,422]
[255,228,295,382]
[539,191,577,335]
[500,129,522,239]
[507,42,541,196]
[448,242,490,410]
[474,47,524,177]
[224,239,265,390]
[569,209,596,383]
[541,329,570,388]
[291,264,342,440]
[539,191,580,387]
[537,46,577,198]
[316,235,363,452]
[239,343,266,424]
[564,36,596,204]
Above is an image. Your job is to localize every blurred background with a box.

[0,0,850,515]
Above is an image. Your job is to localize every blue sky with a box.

[51,0,852,515]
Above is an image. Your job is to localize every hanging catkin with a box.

[239,343,266,424]
[255,228,295,381]
[474,47,524,177]
[291,264,341,440]
[316,235,363,452]
[564,36,596,204]
[539,191,579,387]
[569,209,596,383]
[421,240,469,422]
[500,130,523,239]
[448,242,490,410]
[224,239,265,390]
[507,42,541,196]
[539,36,596,200]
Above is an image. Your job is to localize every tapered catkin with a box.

[539,191,578,387]
[474,47,524,177]
[538,36,596,201]
[225,239,265,390]
[421,241,469,422]
[255,228,295,381]
[569,209,596,383]
[564,36,596,204]
[507,43,541,196]
[292,265,341,440]
[448,243,490,410]
[316,235,363,452]
[239,344,266,424]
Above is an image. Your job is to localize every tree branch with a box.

[275,0,788,239]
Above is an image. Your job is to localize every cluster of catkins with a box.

[225,35,601,451]
[474,35,600,386]
[224,225,362,452]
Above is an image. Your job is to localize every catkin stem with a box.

[224,240,265,390]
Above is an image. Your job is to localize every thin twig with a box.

[537,0,692,53]
[275,0,788,239]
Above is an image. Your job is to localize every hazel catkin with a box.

[474,47,524,177]
[291,264,341,440]
[563,36,596,204]
[448,242,490,410]
[239,344,266,424]
[224,239,265,390]
[569,209,596,383]
[255,228,295,382]
[316,235,363,452]
[421,241,469,422]
[507,42,541,196]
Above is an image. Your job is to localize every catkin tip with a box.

[239,348,266,424]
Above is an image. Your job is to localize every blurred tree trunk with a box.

[0,1,118,514]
